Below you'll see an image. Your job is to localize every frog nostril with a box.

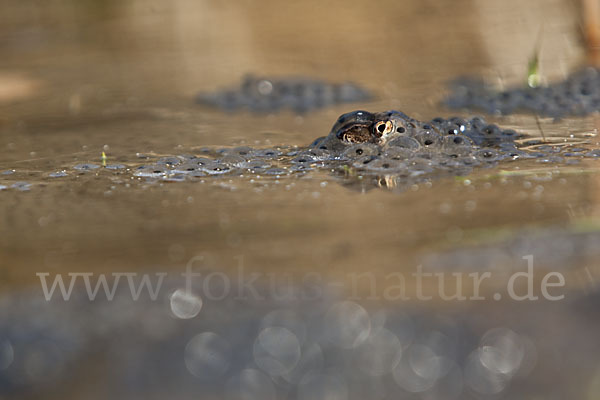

[356,149,363,155]
[397,127,406,133]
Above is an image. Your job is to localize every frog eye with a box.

[342,133,356,143]
[373,120,394,137]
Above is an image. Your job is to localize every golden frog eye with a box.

[374,120,394,137]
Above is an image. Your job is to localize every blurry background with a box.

[0,0,586,122]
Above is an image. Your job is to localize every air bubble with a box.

[169,289,203,319]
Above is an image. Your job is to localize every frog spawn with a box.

[196,75,372,113]
[126,110,587,190]
[307,110,526,178]
[445,66,600,119]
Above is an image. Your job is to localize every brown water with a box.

[2,0,600,399]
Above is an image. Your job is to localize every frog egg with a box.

[475,148,501,162]
[342,143,380,160]
[303,148,332,160]
[500,129,519,141]
[291,154,318,164]
[462,130,487,146]
[411,129,442,148]
[383,147,416,161]
[406,158,435,174]
[156,156,183,166]
[172,163,201,174]
[133,165,168,178]
[440,121,461,136]
[201,163,235,175]
[480,124,502,137]
[448,117,468,132]
[386,136,420,150]
[238,160,271,170]
[441,136,474,157]
[429,117,446,129]
[219,154,246,167]
[262,167,287,176]
[468,116,487,131]
[231,146,253,157]
[192,156,216,166]
[249,148,282,158]
[316,137,348,153]
[364,158,405,173]
[352,155,379,169]
[162,174,188,182]
[73,163,100,171]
